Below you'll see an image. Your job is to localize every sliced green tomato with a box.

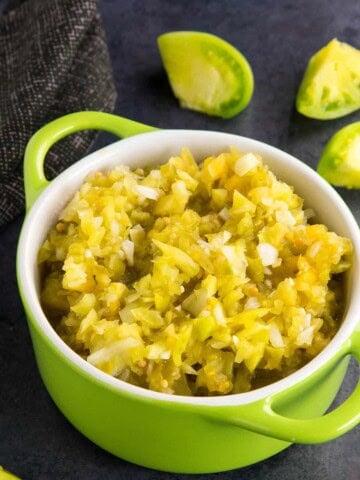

[157,31,254,118]
[317,121,360,188]
[296,38,360,120]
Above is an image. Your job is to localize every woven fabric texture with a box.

[0,0,117,228]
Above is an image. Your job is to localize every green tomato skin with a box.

[317,121,360,188]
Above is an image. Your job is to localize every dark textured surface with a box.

[0,0,360,479]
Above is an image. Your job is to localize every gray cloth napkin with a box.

[0,0,117,228]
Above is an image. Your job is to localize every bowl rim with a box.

[17,128,360,407]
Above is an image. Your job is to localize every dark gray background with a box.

[0,0,359,479]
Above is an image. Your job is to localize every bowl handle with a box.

[204,333,360,443]
[23,111,157,209]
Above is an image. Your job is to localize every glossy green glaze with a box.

[19,295,360,473]
[208,334,360,443]
[25,315,290,473]
[17,111,360,473]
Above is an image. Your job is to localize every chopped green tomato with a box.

[157,31,254,118]
[0,467,21,480]
[317,121,360,188]
[296,38,360,120]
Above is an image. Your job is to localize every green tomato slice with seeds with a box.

[296,38,360,120]
[317,121,360,188]
[157,31,254,118]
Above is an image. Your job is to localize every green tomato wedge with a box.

[317,121,360,188]
[296,38,360,120]
[157,31,254,118]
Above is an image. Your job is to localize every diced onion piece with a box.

[135,185,161,200]
[146,343,171,360]
[269,323,284,348]
[87,337,139,364]
[122,239,135,266]
[234,153,260,176]
[244,297,260,310]
[296,326,314,346]
[257,242,279,267]
[275,209,296,226]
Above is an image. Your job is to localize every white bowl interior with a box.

[18,129,360,406]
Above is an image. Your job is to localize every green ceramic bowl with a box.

[17,112,360,474]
